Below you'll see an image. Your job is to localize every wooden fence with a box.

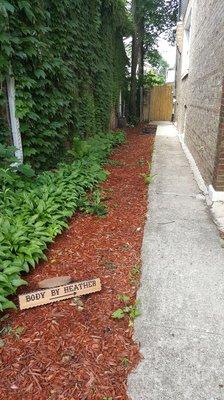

[143,84,173,122]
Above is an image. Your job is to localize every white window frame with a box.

[181,11,191,79]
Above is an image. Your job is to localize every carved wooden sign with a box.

[18,278,101,310]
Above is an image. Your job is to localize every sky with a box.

[124,34,176,70]
[157,36,176,68]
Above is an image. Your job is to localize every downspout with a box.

[6,69,23,164]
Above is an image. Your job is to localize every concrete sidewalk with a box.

[128,123,224,400]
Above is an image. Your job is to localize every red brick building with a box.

[175,0,224,201]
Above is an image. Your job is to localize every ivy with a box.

[0,0,128,169]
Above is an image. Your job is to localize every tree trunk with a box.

[130,35,138,118]
[130,0,139,119]
[138,17,144,122]
[130,1,145,122]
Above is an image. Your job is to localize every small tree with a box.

[143,70,165,88]
[129,0,178,120]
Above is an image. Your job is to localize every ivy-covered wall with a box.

[0,0,128,169]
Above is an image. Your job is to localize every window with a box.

[181,11,191,78]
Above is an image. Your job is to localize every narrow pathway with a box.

[128,123,224,400]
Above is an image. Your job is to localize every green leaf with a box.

[11,277,27,287]
[117,294,130,304]
[2,1,14,13]
[18,1,35,21]
[35,69,46,79]
[0,275,10,285]
[1,299,17,310]
[17,164,35,178]
[111,309,125,319]
[3,266,22,275]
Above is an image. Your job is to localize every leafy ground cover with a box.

[0,126,154,400]
[0,131,125,311]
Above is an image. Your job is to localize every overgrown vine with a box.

[0,0,128,169]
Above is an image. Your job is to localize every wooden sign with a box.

[18,278,101,310]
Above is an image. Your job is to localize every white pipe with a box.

[6,71,23,164]
[119,90,122,117]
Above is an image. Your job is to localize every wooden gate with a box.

[149,84,173,121]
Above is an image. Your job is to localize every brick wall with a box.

[175,0,224,186]
[213,81,224,190]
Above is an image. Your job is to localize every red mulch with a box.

[0,126,154,400]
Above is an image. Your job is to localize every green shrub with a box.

[0,130,125,311]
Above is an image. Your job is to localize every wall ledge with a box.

[208,185,224,202]
[177,129,224,233]
[177,131,208,196]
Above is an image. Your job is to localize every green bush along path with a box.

[0,131,125,311]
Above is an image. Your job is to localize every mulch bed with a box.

[0,125,154,400]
